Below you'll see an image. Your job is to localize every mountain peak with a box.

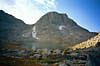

[36,11,70,26]
[0,10,5,13]
[43,11,68,19]
[46,11,68,16]
[34,12,98,48]
[0,11,98,49]
[0,10,7,15]
[0,10,33,45]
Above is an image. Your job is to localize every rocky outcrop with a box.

[72,33,100,50]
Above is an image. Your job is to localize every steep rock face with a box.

[33,12,98,48]
[0,10,34,45]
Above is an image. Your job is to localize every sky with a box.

[0,0,100,32]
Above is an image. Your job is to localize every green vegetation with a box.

[0,56,58,66]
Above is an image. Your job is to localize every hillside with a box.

[72,33,100,50]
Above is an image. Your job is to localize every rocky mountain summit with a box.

[34,12,98,48]
[0,10,98,49]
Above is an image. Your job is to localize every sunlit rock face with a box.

[34,12,98,48]
[72,33,100,50]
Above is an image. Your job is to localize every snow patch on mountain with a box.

[32,26,39,39]
[59,25,66,30]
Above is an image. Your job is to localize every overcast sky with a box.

[0,0,100,32]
